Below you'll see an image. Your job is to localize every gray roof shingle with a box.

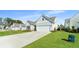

[27,21,35,25]
[42,15,56,23]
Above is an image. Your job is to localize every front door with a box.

[34,25,37,31]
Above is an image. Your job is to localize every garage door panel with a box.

[37,26,50,31]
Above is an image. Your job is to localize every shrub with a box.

[76,28,79,33]
[71,26,76,33]
[57,24,65,31]
[64,26,70,32]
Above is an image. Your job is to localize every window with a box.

[42,18,44,21]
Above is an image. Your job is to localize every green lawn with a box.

[23,31,79,48]
[0,30,30,36]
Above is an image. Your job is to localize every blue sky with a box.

[0,10,78,24]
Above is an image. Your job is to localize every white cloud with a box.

[47,10,65,14]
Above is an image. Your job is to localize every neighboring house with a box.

[25,21,35,31]
[64,18,71,29]
[26,15,58,31]
[0,18,27,31]
[64,13,79,29]
[11,21,35,31]
[0,18,7,30]
[10,23,26,30]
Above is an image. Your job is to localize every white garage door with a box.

[37,26,50,31]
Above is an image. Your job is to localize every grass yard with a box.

[0,30,30,36]
[23,31,79,48]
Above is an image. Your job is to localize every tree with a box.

[72,26,76,32]
[57,25,60,31]
[57,24,64,31]
[4,17,23,29]
[5,18,23,26]
[5,17,14,26]
[77,28,79,32]
[0,17,2,20]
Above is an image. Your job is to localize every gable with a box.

[25,21,30,26]
[36,16,51,26]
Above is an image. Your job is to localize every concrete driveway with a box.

[0,31,50,48]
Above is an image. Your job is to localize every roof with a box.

[27,15,56,25]
[27,21,35,25]
[70,12,79,22]
[42,15,56,23]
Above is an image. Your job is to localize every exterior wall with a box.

[11,27,27,30]
[64,13,79,30]
[0,25,4,30]
[10,23,20,30]
[11,27,26,30]
[10,23,27,30]
[70,13,79,29]
[21,27,26,30]
[36,16,52,31]
[36,16,51,26]
[11,27,20,30]
[64,18,70,29]
[50,23,58,31]
[25,21,34,31]
[30,25,34,31]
